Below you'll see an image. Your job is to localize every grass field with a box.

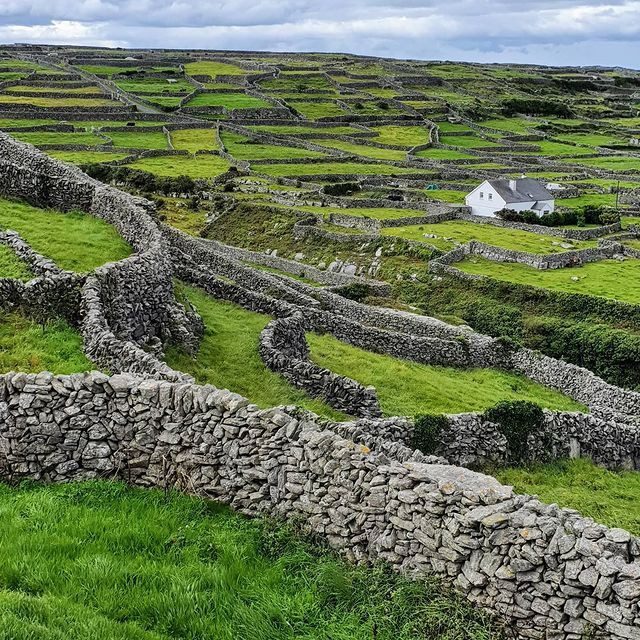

[0,95,114,107]
[221,132,325,160]
[108,131,169,150]
[495,458,640,536]
[5,85,103,95]
[0,245,33,280]
[166,285,346,419]
[314,138,407,160]
[259,162,426,177]
[12,131,103,146]
[307,333,584,416]
[126,154,230,179]
[48,150,132,165]
[0,481,500,640]
[382,220,596,254]
[370,125,431,146]
[0,197,131,272]
[186,93,269,109]
[457,256,640,304]
[184,60,247,77]
[289,101,349,119]
[170,128,219,153]
[414,148,475,160]
[0,311,92,374]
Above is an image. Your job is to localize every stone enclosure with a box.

[1,132,640,638]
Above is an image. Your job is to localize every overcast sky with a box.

[1,1,639,68]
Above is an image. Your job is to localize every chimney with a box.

[509,179,517,191]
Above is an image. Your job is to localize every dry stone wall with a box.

[2,370,640,639]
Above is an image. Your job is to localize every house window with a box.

[480,192,484,199]
[488,193,493,200]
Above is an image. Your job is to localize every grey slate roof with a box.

[488,178,553,203]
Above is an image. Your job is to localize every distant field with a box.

[186,92,270,109]
[221,131,326,160]
[308,333,584,416]
[0,197,131,272]
[457,256,640,304]
[5,85,103,95]
[0,95,114,107]
[259,161,427,177]
[108,130,168,149]
[126,154,231,178]
[48,150,132,164]
[184,60,247,77]
[382,220,596,253]
[314,138,407,160]
[13,131,105,147]
[170,128,219,152]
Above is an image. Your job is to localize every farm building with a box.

[465,178,555,217]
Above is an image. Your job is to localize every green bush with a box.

[464,300,523,340]
[336,283,371,302]
[501,98,572,118]
[411,414,449,454]
[483,400,544,462]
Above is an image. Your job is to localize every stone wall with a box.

[2,370,640,639]
[259,313,382,417]
[0,131,200,375]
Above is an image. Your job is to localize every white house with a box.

[465,178,555,218]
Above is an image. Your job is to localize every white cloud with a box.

[0,1,639,67]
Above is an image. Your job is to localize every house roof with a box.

[486,178,554,203]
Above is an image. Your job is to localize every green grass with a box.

[289,101,349,120]
[184,60,247,78]
[47,150,131,165]
[5,85,103,95]
[0,311,92,374]
[126,154,230,179]
[423,189,467,203]
[0,245,33,280]
[78,65,141,76]
[414,148,475,160]
[313,138,407,160]
[382,220,595,254]
[259,162,427,177]
[561,155,640,170]
[457,256,640,304]
[0,95,114,107]
[556,193,619,209]
[247,125,357,135]
[170,128,219,153]
[370,125,431,147]
[166,285,346,419]
[478,118,536,134]
[308,333,584,416]
[0,118,57,128]
[220,132,325,160]
[186,93,269,109]
[108,131,169,150]
[495,458,640,536]
[12,131,103,146]
[115,79,193,94]
[439,135,499,149]
[0,197,131,272]
[0,480,500,640]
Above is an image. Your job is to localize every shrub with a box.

[464,300,523,340]
[322,182,361,196]
[501,98,573,118]
[337,283,370,302]
[599,211,620,226]
[411,414,449,455]
[483,400,544,462]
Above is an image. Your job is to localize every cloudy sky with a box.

[0,1,639,67]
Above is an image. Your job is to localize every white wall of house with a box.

[465,180,555,218]
[465,181,506,217]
